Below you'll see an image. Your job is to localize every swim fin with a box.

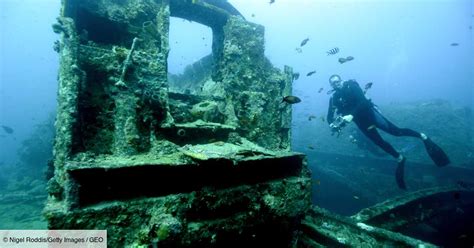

[395,157,407,190]
[423,138,450,167]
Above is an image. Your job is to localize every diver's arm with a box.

[327,97,336,124]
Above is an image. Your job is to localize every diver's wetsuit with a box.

[327,80,422,158]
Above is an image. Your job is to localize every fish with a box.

[292,72,300,80]
[269,0,275,4]
[326,89,334,95]
[251,13,255,17]
[327,47,339,55]
[1,125,14,134]
[450,43,459,46]
[364,82,373,91]
[318,87,324,93]
[306,70,316,76]
[300,38,310,47]
[308,115,317,121]
[353,195,360,200]
[320,116,325,122]
[282,96,301,104]
[307,145,315,150]
[339,56,354,64]
[295,47,302,53]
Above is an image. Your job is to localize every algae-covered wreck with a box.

[45,0,309,247]
[44,0,472,247]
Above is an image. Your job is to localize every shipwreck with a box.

[44,0,473,247]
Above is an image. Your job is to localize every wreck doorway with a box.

[167,17,213,94]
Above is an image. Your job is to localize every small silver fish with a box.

[306,70,316,76]
[318,88,324,93]
[327,47,339,55]
[364,82,373,90]
[300,38,310,47]
[339,56,354,64]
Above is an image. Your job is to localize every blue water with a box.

[0,0,473,241]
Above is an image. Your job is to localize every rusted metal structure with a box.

[45,0,309,247]
[44,0,473,247]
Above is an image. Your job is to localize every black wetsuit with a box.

[327,80,421,158]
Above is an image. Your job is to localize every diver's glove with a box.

[342,114,354,123]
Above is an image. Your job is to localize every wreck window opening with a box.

[167,17,213,95]
[75,8,133,46]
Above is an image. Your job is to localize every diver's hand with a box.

[342,115,353,123]
[329,123,339,134]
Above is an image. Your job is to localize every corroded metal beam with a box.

[299,206,436,247]
[351,185,474,231]
[169,0,243,30]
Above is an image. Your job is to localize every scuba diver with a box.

[326,74,450,189]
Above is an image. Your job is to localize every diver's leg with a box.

[372,109,421,138]
[359,124,400,158]
[372,108,449,166]
[359,124,407,189]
